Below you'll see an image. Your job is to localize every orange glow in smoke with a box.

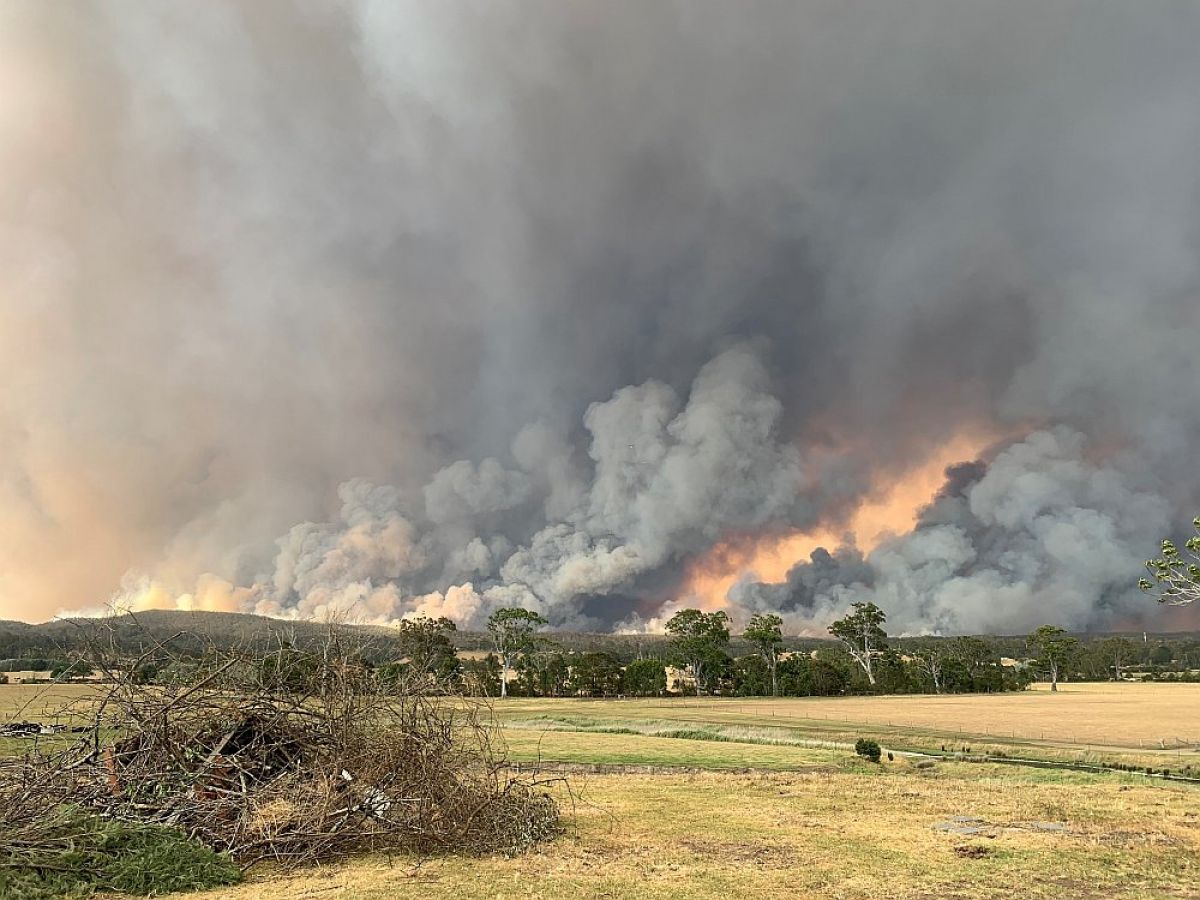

[676,431,996,611]
[107,574,248,616]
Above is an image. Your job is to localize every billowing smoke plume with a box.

[245,343,830,629]
[3,2,1200,633]
[732,430,1174,633]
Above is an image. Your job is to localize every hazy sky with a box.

[3,2,1199,632]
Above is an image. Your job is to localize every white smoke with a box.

[173,378,1177,636]
[732,428,1174,634]
[140,343,819,628]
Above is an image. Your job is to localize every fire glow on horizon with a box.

[673,431,998,616]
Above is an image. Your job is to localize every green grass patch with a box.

[499,726,848,770]
[504,715,849,750]
[501,716,1188,789]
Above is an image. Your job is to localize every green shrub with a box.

[0,806,242,898]
[855,738,882,763]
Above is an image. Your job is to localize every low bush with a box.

[0,806,241,898]
[854,738,882,763]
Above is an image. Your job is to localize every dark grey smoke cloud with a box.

[3,1,1199,632]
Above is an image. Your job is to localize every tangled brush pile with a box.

[0,634,560,874]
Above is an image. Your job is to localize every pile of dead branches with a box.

[0,633,560,869]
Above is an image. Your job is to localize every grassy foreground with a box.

[180,685,1200,900]
[188,760,1199,900]
[6,683,1198,898]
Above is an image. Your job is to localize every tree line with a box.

[465,603,1198,697]
[371,603,1036,698]
[5,604,1197,695]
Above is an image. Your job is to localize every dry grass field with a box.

[5,681,1195,751]
[191,762,1200,900]
[493,683,1200,770]
[5,682,1199,898]
[0,682,96,716]
[499,682,1200,746]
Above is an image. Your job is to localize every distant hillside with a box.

[0,608,831,663]
[0,610,402,663]
[1,609,1197,666]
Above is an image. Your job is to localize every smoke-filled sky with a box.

[3,1,1200,633]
